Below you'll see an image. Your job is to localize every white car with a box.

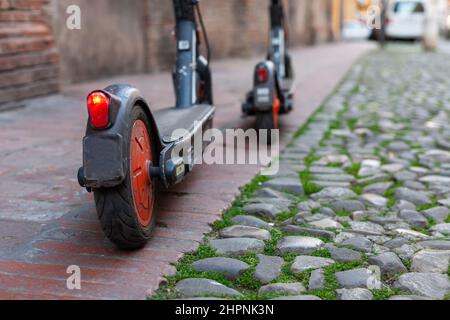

[447,13,450,38]
[342,21,372,41]
[386,0,426,40]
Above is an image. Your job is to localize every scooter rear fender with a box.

[253,61,277,112]
[80,84,162,189]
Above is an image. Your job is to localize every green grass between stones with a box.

[299,171,323,196]
[345,163,362,178]
[304,260,366,300]
[212,175,270,231]
[371,288,414,300]
[151,54,391,301]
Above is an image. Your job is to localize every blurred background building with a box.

[0,0,343,109]
[0,0,448,110]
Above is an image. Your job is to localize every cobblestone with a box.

[156,45,450,300]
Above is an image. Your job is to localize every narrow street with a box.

[154,44,450,301]
[0,42,373,299]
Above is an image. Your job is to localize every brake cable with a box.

[194,1,211,63]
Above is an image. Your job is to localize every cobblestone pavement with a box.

[154,45,450,301]
[0,42,373,299]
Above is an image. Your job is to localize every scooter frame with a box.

[78,0,215,248]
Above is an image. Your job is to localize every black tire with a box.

[285,54,294,79]
[256,112,276,145]
[94,105,157,250]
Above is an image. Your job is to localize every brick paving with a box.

[0,42,373,300]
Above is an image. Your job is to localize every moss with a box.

[300,170,323,196]
[352,184,364,195]
[350,84,360,96]
[345,163,362,177]
[416,203,437,212]
[241,175,271,197]
[151,244,224,300]
[341,221,351,229]
[276,210,298,223]
[303,183,323,196]
[409,159,423,167]
[335,210,352,217]
[293,102,328,139]
[212,207,245,231]
[264,229,284,256]
[383,182,403,199]
[403,258,412,271]
[387,198,396,208]
[310,249,332,259]
[303,153,321,167]
[326,162,343,168]
[329,119,343,130]
[372,288,414,300]
[426,217,437,228]
[235,254,261,290]
[347,118,358,130]
[212,175,270,231]
[304,261,366,300]
[411,226,431,236]
[306,289,337,300]
[274,255,312,287]
[383,182,403,208]
[369,124,382,134]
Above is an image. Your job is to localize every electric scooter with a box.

[78,0,215,249]
[242,0,295,142]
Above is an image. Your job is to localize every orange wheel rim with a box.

[130,120,154,227]
[273,94,281,129]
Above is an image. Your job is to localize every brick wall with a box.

[145,0,335,72]
[0,0,336,108]
[52,0,335,78]
[49,0,147,85]
[0,0,59,110]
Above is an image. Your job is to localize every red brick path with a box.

[0,43,374,300]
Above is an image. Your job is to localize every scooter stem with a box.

[173,0,198,109]
[269,0,286,80]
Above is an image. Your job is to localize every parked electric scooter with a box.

[78,0,215,249]
[242,0,295,142]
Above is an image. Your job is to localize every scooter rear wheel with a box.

[256,94,280,145]
[94,105,157,250]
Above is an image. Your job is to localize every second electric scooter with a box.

[78,0,215,249]
[242,0,295,142]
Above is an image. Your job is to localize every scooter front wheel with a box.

[94,105,157,250]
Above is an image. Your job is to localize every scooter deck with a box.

[154,104,215,143]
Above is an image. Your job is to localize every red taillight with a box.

[257,67,268,83]
[87,91,110,129]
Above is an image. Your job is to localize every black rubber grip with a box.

[270,3,283,28]
[173,0,196,22]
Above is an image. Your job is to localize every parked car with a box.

[447,13,450,38]
[386,0,426,40]
[342,20,372,41]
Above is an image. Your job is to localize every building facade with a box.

[0,0,346,109]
